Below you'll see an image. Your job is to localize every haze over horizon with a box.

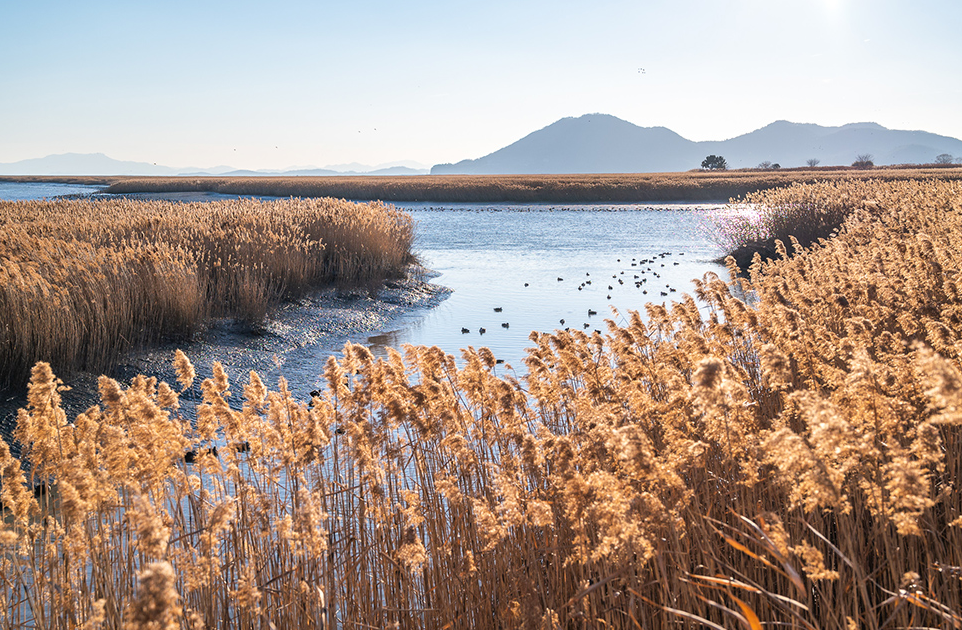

[3,0,959,171]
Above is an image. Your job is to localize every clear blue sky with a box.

[2,0,960,170]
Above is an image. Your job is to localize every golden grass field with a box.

[0,197,414,387]
[1,178,961,628]
[4,165,962,202]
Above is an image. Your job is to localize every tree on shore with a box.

[852,154,874,169]
[806,158,820,167]
[701,155,728,170]
[935,153,954,164]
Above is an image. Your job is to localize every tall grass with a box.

[2,178,962,629]
[0,197,415,387]
[95,167,962,202]
[712,179,891,267]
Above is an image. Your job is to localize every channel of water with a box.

[0,184,732,442]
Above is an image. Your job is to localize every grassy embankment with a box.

[0,197,414,388]
[5,165,962,202]
[1,178,961,629]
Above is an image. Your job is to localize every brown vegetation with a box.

[0,197,414,387]
[2,178,962,629]
[3,166,960,203]
[713,178,890,268]
[98,168,962,202]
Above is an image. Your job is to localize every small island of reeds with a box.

[1,178,962,629]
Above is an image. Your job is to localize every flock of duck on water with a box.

[461,251,685,337]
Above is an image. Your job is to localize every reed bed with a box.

[2,178,962,629]
[712,178,895,267]
[93,167,962,203]
[0,197,414,387]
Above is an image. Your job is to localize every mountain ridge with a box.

[431,114,962,174]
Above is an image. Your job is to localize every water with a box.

[372,202,727,371]
[0,181,104,200]
[0,184,729,441]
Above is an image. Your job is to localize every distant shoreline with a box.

[2,166,962,202]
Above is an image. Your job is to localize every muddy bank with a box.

[0,273,451,457]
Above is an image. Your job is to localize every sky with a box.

[2,0,960,170]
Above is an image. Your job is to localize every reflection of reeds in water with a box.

[2,179,962,628]
[98,167,962,202]
[0,197,415,387]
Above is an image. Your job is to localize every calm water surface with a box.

[0,181,103,200]
[1,184,729,429]
[374,202,726,371]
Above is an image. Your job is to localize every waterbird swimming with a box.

[184,447,218,463]
[501,322,509,328]
[479,327,486,335]
[461,327,470,333]
[588,309,597,315]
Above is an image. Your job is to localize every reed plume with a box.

[1,178,961,628]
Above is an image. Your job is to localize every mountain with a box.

[434,114,698,174]
[431,115,962,174]
[0,153,183,176]
[0,154,429,176]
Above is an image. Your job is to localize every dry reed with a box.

[75,166,962,202]
[1,178,961,629]
[0,197,414,387]
[712,178,893,267]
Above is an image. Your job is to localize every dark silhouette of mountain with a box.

[431,115,962,174]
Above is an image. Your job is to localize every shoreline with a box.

[4,166,962,203]
[0,271,452,457]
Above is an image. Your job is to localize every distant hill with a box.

[0,153,183,176]
[0,154,429,176]
[431,115,962,174]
